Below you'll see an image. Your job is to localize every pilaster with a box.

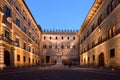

[0,45,5,70]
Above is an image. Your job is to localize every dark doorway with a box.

[46,56,50,63]
[99,53,104,66]
[4,50,10,66]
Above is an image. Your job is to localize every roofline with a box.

[78,0,103,36]
[22,0,42,31]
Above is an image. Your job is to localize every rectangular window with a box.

[29,58,30,63]
[5,30,10,39]
[15,18,20,27]
[43,45,47,49]
[28,46,31,52]
[110,48,115,57]
[4,6,11,17]
[23,56,26,62]
[15,38,19,47]
[17,55,20,61]
[23,42,26,50]
[23,26,26,33]
[93,55,95,61]
[88,57,90,62]
[49,45,52,49]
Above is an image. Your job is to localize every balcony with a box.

[2,15,12,29]
[0,35,13,45]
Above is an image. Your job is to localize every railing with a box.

[0,35,13,45]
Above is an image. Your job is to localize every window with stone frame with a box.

[98,36,102,44]
[93,55,95,61]
[28,46,31,52]
[4,30,10,39]
[23,42,26,50]
[17,55,20,61]
[110,48,115,57]
[15,38,20,47]
[49,45,52,49]
[23,56,26,62]
[3,6,11,17]
[23,26,27,33]
[43,45,47,49]
[15,18,20,27]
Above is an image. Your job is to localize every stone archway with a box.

[99,53,104,66]
[4,50,10,66]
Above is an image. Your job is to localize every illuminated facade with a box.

[0,0,41,69]
[41,30,79,65]
[78,0,120,68]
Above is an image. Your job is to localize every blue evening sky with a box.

[25,0,94,31]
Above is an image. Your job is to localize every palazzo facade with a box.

[0,0,41,69]
[78,0,120,68]
[41,30,79,65]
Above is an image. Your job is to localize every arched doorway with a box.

[99,53,104,66]
[46,56,50,63]
[4,50,10,66]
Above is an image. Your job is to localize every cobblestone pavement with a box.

[0,66,120,80]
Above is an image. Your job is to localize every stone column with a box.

[0,11,4,36]
[0,45,5,70]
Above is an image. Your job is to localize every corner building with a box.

[41,30,79,65]
[0,0,41,68]
[78,0,120,68]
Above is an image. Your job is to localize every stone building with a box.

[78,0,120,68]
[41,30,79,65]
[0,0,41,69]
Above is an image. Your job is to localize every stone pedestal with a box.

[56,54,62,64]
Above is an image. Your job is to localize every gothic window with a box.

[108,26,115,38]
[98,36,102,44]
